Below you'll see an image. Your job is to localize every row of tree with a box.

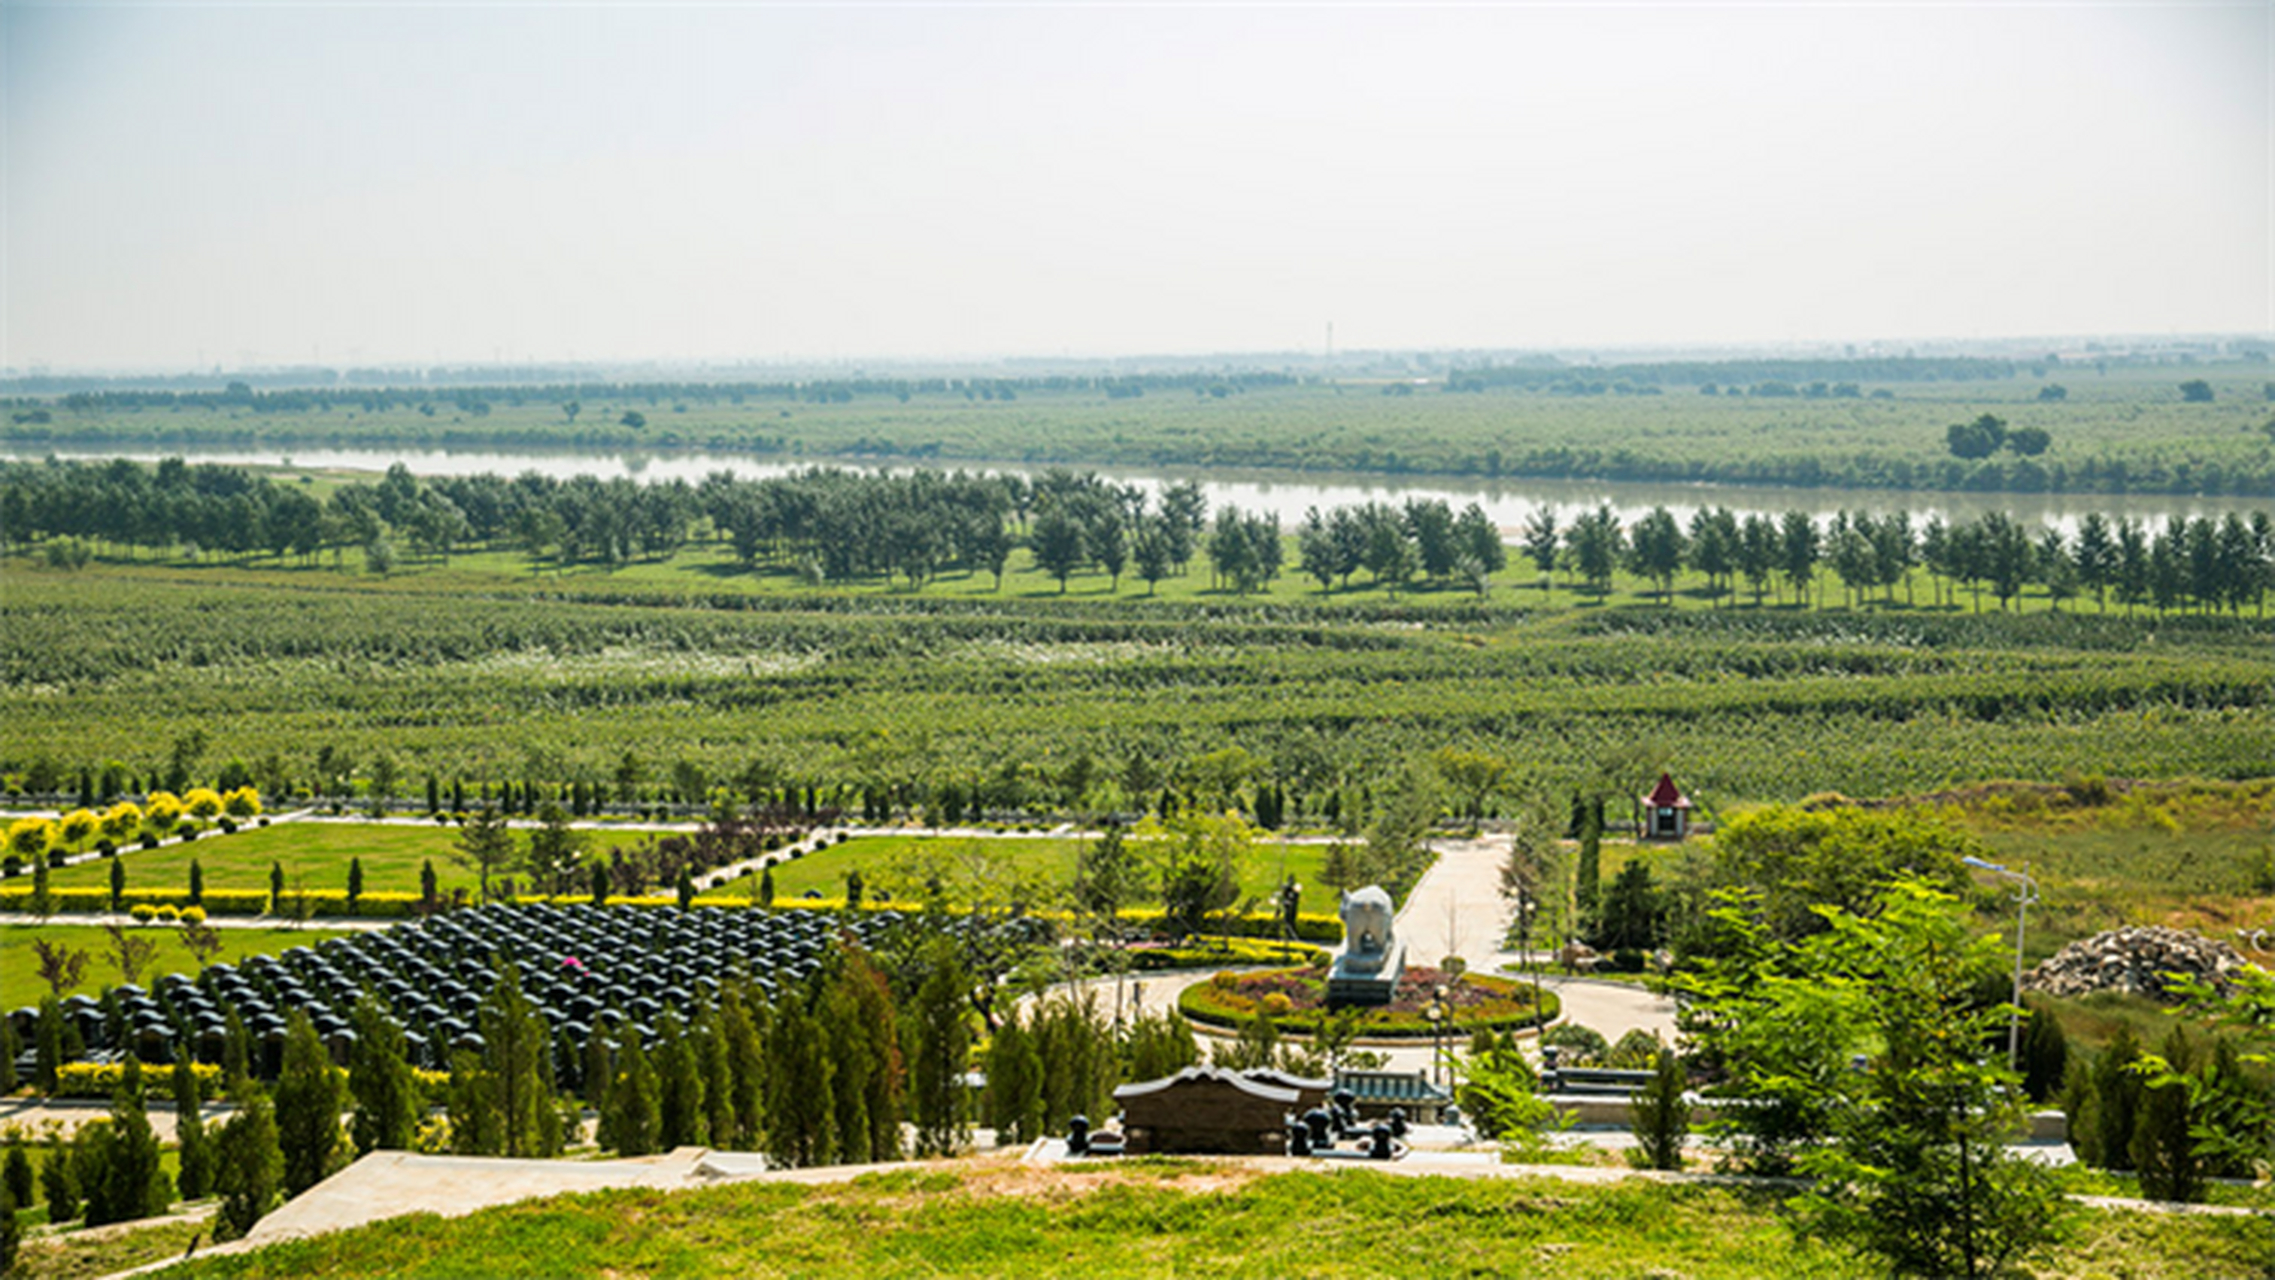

[9,458,2271,614]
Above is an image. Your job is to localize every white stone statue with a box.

[1338,885,1396,974]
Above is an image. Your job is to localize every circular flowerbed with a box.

[1179,964,1558,1038]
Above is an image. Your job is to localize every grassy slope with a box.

[153,1162,2275,1280]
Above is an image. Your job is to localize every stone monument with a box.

[1327,884,1405,1007]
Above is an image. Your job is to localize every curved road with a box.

[1391,834,1677,1054]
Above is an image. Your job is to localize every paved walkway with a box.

[1395,834,1679,1050]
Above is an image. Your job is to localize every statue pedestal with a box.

[1327,940,1405,1008]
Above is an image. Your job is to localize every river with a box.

[6,443,2267,536]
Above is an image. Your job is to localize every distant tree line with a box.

[5,459,2270,617]
[0,369,1297,414]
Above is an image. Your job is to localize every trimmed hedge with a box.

[0,886,424,919]
[55,1060,223,1099]
[1179,967,1561,1038]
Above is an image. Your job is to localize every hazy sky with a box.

[5,2,2268,371]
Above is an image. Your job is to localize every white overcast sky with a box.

[3,2,2268,370]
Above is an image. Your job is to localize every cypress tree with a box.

[2133,1024,2204,1203]
[590,860,610,907]
[698,1007,735,1152]
[268,862,285,914]
[35,996,63,1094]
[212,1076,281,1240]
[1,1142,31,1213]
[273,1012,342,1197]
[346,857,365,912]
[582,1021,613,1109]
[655,1009,707,1149]
[763,998,834,1169]
[348,994,420,1155]
[475,965,560,1157]
[909,941,971,1157]
[222,1009,250,1083]
[447,1049,498,1155]
[2090,1025,2144,1173]
[599,1026,659,1157]
[2018,1001,2068,1104]
[173,1057,213,1200]
[188,858,204,906]
[0,1010,17,1094]
[985,1008,1044,1146]
[0,1179,15,1279]
[1574,797,1603,933]
[109,857,125,913]
[1627,1043,1691,1171]
[839,949,903,1162]
[720,987,766,1151]
[85,1057,167,1225]
[40,1135,80,1223]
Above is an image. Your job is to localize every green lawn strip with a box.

[152,1163,2275,1280]
[715,834,1338,912]
[0,923,353,1008]
[44,821,654,898]
[11,1209,212,1280]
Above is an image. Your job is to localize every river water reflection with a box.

[8,444,2268,536]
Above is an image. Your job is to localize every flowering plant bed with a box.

[1178,964,1557,1037]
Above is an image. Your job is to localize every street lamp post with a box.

[1514,887,1543,1029]
[1963,855,2037,1073]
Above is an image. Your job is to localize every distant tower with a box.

[1326,321,1335,367]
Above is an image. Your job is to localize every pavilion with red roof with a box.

[1639,772,1693,842]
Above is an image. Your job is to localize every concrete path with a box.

[1395,835,1679,1050]
[0,1098,238,1143]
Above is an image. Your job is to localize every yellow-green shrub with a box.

[56,1060,222,1099]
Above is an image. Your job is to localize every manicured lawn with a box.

[716,833,1341,911]
[1,923,354,1009]
[44,820,656,899]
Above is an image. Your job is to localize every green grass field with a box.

[0,923,352,1008]
[14,362,2275,496]
[41,820,655,899]
[142,1161,2275,1280]
[719,832,1338,910]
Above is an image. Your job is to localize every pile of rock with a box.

[2024,926,2249,1003]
